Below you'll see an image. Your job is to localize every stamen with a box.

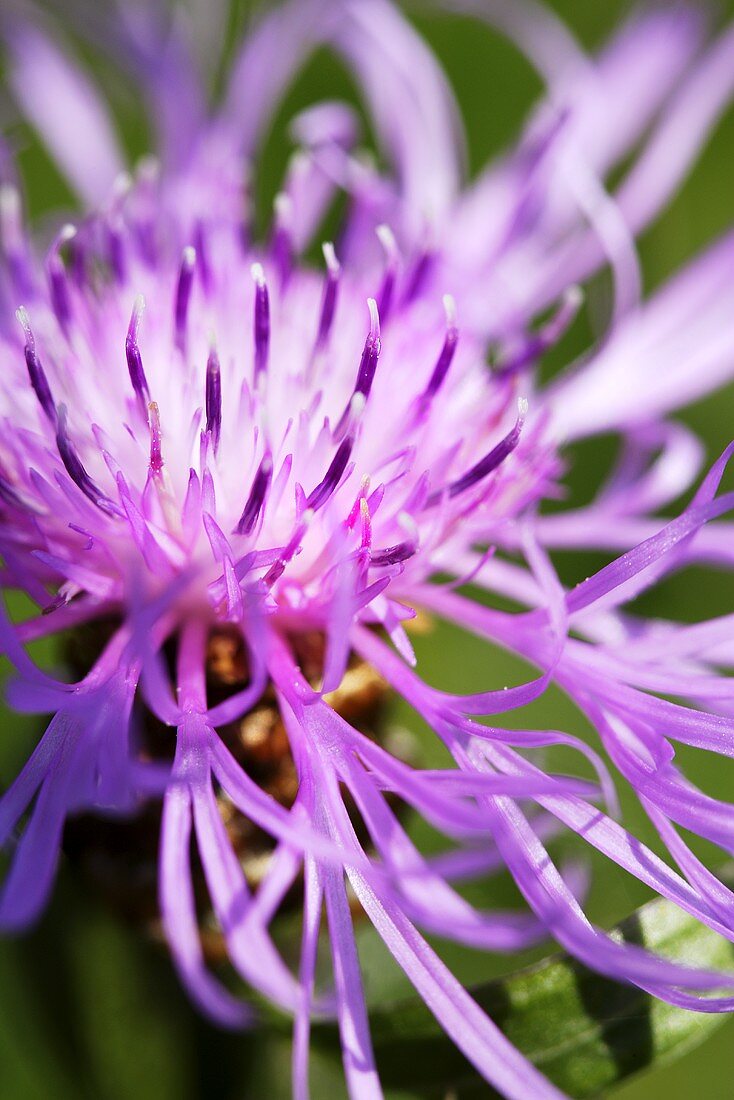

[263,509,314,587]
[236,452,273,535]
[107,172,131,282]
[403,242,434,303]
[271,192,293,286]
[0,184,33,294]
[314,242,340,350]
[333,300,380,442]
[307,435,354,511]
[55,404,114,513]
[46,225,76,334]
[251,263,270,381]
[495,287,582,377]
[205,344,222,453]
[0,184,23,252]
[112,170,133,202]
[370,542,416,567]
[423,294,458,399]
[439,398,528,501]
[355,298,381,398]
[16,308,56,423]
[193,220,212,295]
[359,496,372,551]
[106,217,126,283]
[125,295,150,406]
[133,156,160,266]
[174,246,196,351]
[376,224,399,322]
[68,230,87,288]
[346,475,371,529]
[371,511,418,566]
[148,401,163,475]
[343,392,366,437]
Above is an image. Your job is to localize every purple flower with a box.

[2,2,734,1097]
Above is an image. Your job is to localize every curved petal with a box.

[5,23,124,206]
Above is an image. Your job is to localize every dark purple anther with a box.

[236,452,273,535]
[271,193,293,287]
[371,541,416,567]
[47,257,70,332]
[443,400,528,501]
[193,220,212,295]
[46,225,76,334]
[403,245,434,304]
[174,246,196,351]
[69,231,88,289]
[333,299,380,439]
[106,172,131,283]
[371,512,418,566]
[423,295,458,399]
[106,219,126,283]
[205,347,222,452]
[148,401,163,475]
[307,435,354,511]
[354,298,381,398]
[494,287,582,377]
[55,404,114,513]
[263,517,309,588]
[1,184,34,299]
[16,308,56,424]
[376,225,398,323]
[251,263,270,381]
[314,242,340,350]
[125,296,151,406]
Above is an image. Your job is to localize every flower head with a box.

[2,2,734,1098]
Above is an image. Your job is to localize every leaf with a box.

[63,889,198,1100]
[314,889,734,1098]
[0,938,78,1100]
[0,869,201,1100]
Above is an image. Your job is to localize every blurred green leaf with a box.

[314,888,734,1099]
[64,900,195,1100]
[0,941,77,1100]
[0,875,198,1100]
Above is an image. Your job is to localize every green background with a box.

[1,1,733,1096]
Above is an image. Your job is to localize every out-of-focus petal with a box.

[5,23,124,206]
[218,0,333,156]
[333,0,464,226]
[617,22,734,236]
[549,230,734,439]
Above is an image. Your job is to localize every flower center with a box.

[62,623,400,953]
